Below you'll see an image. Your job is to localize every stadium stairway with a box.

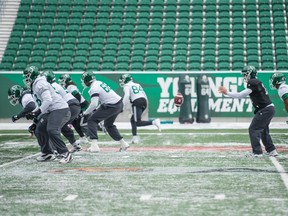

[0,0,21,62]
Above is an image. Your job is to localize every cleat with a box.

[70,143,82,153]
[76,136,88,145]
[266,150,278,157]
[59,152,73,164]
[36,153,56,162]
[87,140,100,152]
[131,136,139,144]
[119,139,130,152]
[152,118,161,132]
[245,152,263,158]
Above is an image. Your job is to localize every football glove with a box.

[11,115,20,122]
[26,109,41,120]
[28,123,36,136]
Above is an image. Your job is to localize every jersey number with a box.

[131,85,143,94]
[100,83,111,92]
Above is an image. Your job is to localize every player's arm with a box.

[83,94,99,115]
[218,86,252,98]
[17,101,36,118]
[38,89,53,113]
[71,90,82,102]
[283,98,288,112]
[122,86,131,110]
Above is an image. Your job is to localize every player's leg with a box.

[34,113,55,161]
[249,107,273,155]
[260,106,277,154]
[46,109,71,155]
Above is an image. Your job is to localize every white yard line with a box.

[140,194,152,201]
[270,157,288,191]
[63,195,78,201]
[0,152,40,168]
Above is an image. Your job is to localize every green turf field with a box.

[0,128,288,216]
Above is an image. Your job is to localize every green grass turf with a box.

[0,129,287,216]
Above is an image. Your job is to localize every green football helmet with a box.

[81,71,95,87]
[41,70,55,84]
[59,73,72,87]
[23,65,40,86]
[119,74,133,87]
[270,72,286,89]
[8,85,23,106]
[241,65,257,82]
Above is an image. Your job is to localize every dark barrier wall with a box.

[0,71,286,119]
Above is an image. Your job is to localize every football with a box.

[174,92,184,107]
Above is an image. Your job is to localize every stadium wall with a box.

[0,71,286,119]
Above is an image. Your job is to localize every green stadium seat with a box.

[7,42,20,51]
[174,62,186,71]
[116,62,129,71]
[146,55,158,63]
[45,55,57,63]
[218,62,230,71]
[188,62,201,71]
[161,48,173,56]
[72,62,86,71]
[160,55,173,63]
[277,61,288,70]
[101,62,115,71]
[74,56,87,63]
[13,62,27,70]
[232,62,244,70]
[87,62,100,71]
[144,62,158,71]
[32,49,45,57]
[130,62,144,71]
[159,62,172,71]
[117,55,130,63]
[0,62,13,71]
[58,62,71,71]
[1,55,16,63]
[59,56,72,63]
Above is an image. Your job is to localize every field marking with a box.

[0,152,40,168]
[270,157,288,191]
[214,194,226,200]
[140,194,152,201]
[63,195,78,201]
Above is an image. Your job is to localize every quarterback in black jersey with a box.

[218,66,278,157]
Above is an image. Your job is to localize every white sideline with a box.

[0,152,40,168]
[270,157,288,191]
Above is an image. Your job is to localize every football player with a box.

[218,65,278,157]
[42,70,82,153]
[58,73,90,144]
[23,65,73,163]
[119,74,161,144]
[270,72,288,112]
[81,71,129,152]
[8,84,36,123]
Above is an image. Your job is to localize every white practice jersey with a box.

[51,82,75,102]
[89,80,121,105]
[123,81,147,103]
[277,83,288,101]
[32,76,68,113]
[66,84,86,104]
[21,93,35,108]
